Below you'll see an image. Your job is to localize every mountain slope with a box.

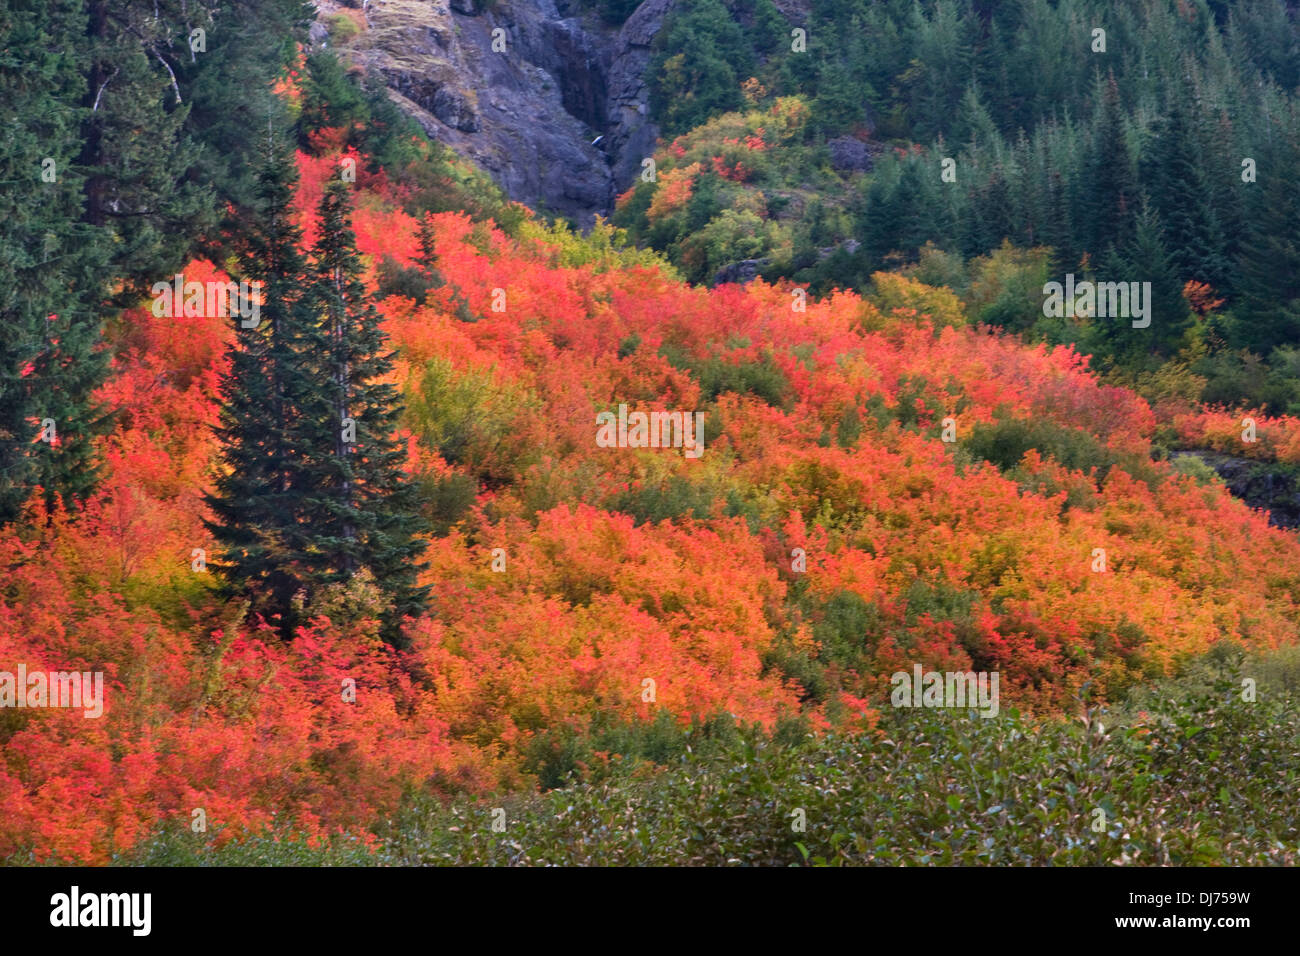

[3,136,1299,862]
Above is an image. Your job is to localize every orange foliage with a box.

[4,140,1299,863]
[646,162,700,223]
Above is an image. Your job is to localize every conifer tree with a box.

[1042,167,1075,273]
[297,176,430,643]
[953,81,998,152]
[0,0,112,524]
[79,0,213,303]
[416,214,446,289]
[204,142,318,635]
[1233,118,1300,353]
[1144,84,1231,293]
[1096,203,1188,366]
[1081,71,1138,261]
[178,0,314,219]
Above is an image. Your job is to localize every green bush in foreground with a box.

[104,644,1300,866]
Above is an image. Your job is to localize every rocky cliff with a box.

[314,0,674,228]
[1172,450,1300,529]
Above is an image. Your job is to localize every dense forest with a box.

[1,0,1299,868]
[616,0,1300,417]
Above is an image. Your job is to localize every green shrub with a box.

[109,645,1300,866]
[376,254,439,304]
[964,412,1163,490]
[327,13,360,44]
[420,470,478,535]
[658,344,793,410]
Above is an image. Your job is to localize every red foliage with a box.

[4,141,1299,862]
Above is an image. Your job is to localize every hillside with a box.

[3,0,1300,871]
[3,127,1300,861]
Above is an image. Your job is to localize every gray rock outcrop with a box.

[317,0,676,228]
[1171,450,1300,529]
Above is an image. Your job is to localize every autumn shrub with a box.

[868,272,968,329]
[418,470,478,535]
[109,828,380,867]
[405,358,540,485]
[8,135,1300,865]
[808,589,880,672]
[519,709,751,790]
[1167,453,1222,487]
[327,12,361,43]
[607,474,716,526]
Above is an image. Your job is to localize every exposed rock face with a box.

[604,0,673,195]
[317,0,674,227]
[827,135,872,173]
[1172,450,1300,529]
[713,258,769,286]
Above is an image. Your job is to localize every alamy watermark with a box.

[151,273,262,328]
[891,664,999,718]
[596,403,706,459]
[50,886,150,936]
[0,665,104,718]
[1042,273,1151,328]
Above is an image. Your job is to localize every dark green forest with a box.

[616,0,1300,414]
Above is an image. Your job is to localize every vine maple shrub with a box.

[2,138,1299,863]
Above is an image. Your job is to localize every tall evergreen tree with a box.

[297,177,430,643]
[178,0,313,220]
[963,161,1017,256]
[204,142,318,635]
[1081,71,1138,262]
[906,0,976,141]
[1096,203,1189,366]
[1042,167,1075,272]
[1233,116,1300,353]
[0,0,112,524]
[647,0,755,137]
[810,59,867,136]
[1143,79,1231,293]
[78,0,213,303]
[954,81,999,153]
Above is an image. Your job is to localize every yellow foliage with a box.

[868,272,968,328]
